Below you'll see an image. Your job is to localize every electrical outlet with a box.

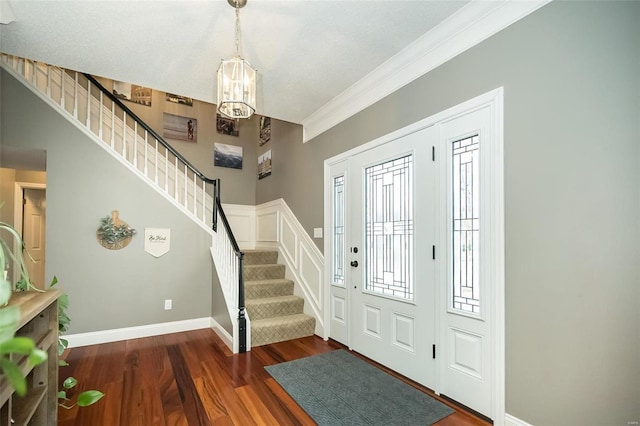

[164,299,172,310]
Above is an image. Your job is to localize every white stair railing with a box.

[1,53,248,352]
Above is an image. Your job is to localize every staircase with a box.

[244,250,315,346]
[0,53,246,352]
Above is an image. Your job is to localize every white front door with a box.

[325,91,503,421]
[436,105,496,418]
[348,126,437,387]
[23,188,46,289]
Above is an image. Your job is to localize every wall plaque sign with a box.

[144,228,171,258]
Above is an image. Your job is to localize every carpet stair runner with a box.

[244,250,316,346]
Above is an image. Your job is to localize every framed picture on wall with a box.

[259,116,271,146]
[166,93,193,106]
[216,114,239,137]
[258,150,272,180]
[162,113,197,142]
[214,143,243,169]
[113,81,152,106]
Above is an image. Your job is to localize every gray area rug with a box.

[265,349,454,425]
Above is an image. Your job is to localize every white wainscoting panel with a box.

[221,204,256,250]
[279,213,298,266]
[256,210,278,243]
[299,243,322,307]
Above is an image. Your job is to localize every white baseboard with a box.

[210,318,233,351]
[505,413,534,426]
[64,317,213,348]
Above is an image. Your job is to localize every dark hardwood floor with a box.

[58,329,491,425]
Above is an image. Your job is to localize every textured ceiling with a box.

[0,0,470,125]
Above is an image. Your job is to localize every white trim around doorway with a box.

[322,87,505,424]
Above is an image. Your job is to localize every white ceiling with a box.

[0,0,548,139]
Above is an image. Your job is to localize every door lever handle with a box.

[350,260,359,267]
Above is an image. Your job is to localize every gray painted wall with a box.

[1,69,218,334]
[257,1,640,424]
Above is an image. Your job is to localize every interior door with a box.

[437,106,493,418]
[348,126,437,387]
[23,188,46,289]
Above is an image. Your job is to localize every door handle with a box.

[350,260,358,267]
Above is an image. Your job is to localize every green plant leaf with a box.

[0,336,35,355]
[1,357,26,396]
[58,339,68,357]
[28,348,47,366]
[0,305,19,343]
[77,390,104,407]
[57,390,67,400]
[49,275,59,288]
[59,359,69,367]
[0,279,11,306]
[63,376,78,389]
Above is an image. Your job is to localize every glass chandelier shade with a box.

[217,56,256,119]
[216,0,257,119]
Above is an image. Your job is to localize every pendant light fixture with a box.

[217,0,257,119]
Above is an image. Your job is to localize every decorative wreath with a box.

[96,211,136,250]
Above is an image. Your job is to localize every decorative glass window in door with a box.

[364,155,414,300]
[452,135,480,313]
[332,175,345,286]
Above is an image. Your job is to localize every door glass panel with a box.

[452,135,480,313]
[364,155,413,300]
[332,175,345,286]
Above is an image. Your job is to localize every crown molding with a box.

[301,0,552,143]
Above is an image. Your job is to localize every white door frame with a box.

[13,182,47,283]
[323,87,505,423]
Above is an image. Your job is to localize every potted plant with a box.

[0,218,104,408]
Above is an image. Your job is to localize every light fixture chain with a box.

[234,1,242,57]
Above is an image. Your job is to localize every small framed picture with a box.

[259,116,271,146]
[258,150,272,179]
[113,81,152,107]
[166,93,193,106]
[216,114,239,137]
[163,113,197,142]
[214,143,243,169]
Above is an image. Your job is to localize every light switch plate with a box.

[313,228,323,238]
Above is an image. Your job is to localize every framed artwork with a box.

[162,113,197,142]
[113,81,152,106]
[214,143,243,169]
[258,150,272,180]
[166,93,193,106]
[216,113,239,137]
[259,116,271,146]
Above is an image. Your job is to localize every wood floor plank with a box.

[58,330,491,426]
[166,344,211,426]
[234,385,281,426]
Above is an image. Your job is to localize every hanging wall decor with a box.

[259,116,271,146]
[96,210,136,250]
[144,228,171,258]
[258,150,272,179]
